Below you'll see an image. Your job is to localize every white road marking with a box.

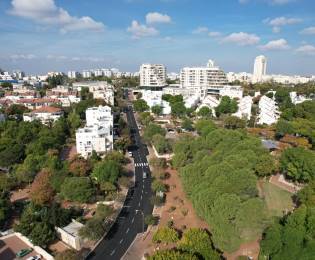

[110,250,116,256]
[126,228,130,234]
[120,239,124,244]
[140,195,142,200]
[132,217,135,223]
[138,202,140,207]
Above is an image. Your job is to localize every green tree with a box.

[181,118,194,131]
[151,105,163,116]
[152,227,179,244]
[79,217,108,241]
[29,222,56,247]
[215,96,238,117]
[133,99,149,112]
[171,102,186,117]
[195,119,216,137]
[148,250,198,260]
[152,134,171,154]
[197,106,212,117]
[143,123,166,143]
[223,116,246,129]
[55,249,82,260]
[178,228,220,260]
[280,147,315,182]
[61,177,95,203]
[92,160,120,185]
[151,179,167,193]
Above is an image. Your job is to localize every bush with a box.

[60,177,95,203]
[145,215,159,226]
[152,227,179,244]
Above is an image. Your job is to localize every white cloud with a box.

[209,31,222,37]
[296,45,315,55]
[9,0,105,33]
[222,32,260,46]
[300,26,315,35]
[192,26,209,34]
[259,39,290,50]
[264,16,302,33]
[146,12,171,24]
[10,54,36,60]
[127,20,159,39]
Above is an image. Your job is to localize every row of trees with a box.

[150,228,220,260]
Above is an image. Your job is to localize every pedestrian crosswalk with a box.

[135,162,149,167]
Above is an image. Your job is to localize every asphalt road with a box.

[87,104,153,260]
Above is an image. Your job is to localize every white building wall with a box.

[140,64,167,88]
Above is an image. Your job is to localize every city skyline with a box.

[0,0,314,75]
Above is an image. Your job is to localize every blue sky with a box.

[0,0,314,75]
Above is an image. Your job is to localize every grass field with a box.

[261,181,294,217]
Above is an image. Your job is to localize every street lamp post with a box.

[136,209,145,235]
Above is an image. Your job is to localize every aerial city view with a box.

[0,0,315,259]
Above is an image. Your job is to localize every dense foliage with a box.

[260,205,315,259]
[173,129,274,252]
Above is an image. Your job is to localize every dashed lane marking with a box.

[120,239,124,244]
[132,217,135,223]
[110,250,116,256]
[126,228,130,234]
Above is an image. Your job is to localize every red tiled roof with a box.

[32,106,63,113]
[17,98,60,104]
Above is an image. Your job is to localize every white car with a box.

[27,255,41,260]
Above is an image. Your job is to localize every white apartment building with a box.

[76,106,113,158]
[257,95,280,125]
[163,85,207,99]
[23,106,64,125]
[82,70,92,78]
[233,96,253,120]
[226,72,252,83]
[180,60,228,93]
[252,55,267,83]
[219,86,243,99]
[12,70,25,80]
[68,71,78,79]
[140,64,167,89]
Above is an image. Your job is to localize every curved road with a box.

[87,103,153,260]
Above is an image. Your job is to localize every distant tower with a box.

[253,55,267,83]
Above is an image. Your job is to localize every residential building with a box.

[233,96,253,120]
[226,72,252,83]
[12,70,25,80]
[46,86,81,107]
[17,98,61,110]
[76,106,113,158]
[257,95,280,125]
[73,81,114,105]
[219,85,243,99]
[68,71,78,79]
[140,64,167,90]
[180,60,228,94]
[82,70,92,78]
[23,106,64,125]
[252,55,267,83]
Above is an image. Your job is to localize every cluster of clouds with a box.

[9,0,105,33]
[127,12,171,39]
[193,13,315,55]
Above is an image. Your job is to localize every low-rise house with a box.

[196,95,220,116]
[23,106,64,125]
[257,95,280,125]
[56,220,84,250]
[17,98,61,110]
[290,92,312,105]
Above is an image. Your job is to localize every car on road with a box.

[128,151,133,157]
[143,172,147,179]
[27,255,41,260]
[16,248,33,258]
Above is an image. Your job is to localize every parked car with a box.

[27,255,41,260]
[16,248,33,258]
[143,172,147,179]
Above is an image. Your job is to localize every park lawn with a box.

[262,181,294,217]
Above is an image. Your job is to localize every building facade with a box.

[140,64,167,90]
[252,55,267,83]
